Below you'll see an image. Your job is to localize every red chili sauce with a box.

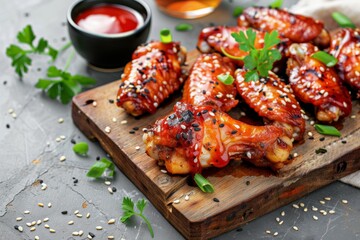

[75,5,140,34]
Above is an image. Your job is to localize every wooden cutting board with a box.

[72,50,360,240]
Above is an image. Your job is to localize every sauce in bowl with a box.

[75,4,144,34]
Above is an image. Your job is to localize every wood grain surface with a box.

[72,50,360,239]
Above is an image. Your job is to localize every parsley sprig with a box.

[231,29,282,82]
[6,25,58,77]
[121,197,154,238]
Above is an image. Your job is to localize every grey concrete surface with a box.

[0,0,359,239]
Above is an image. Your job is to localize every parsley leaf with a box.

[121,197,154,238]
[6,25,59,77]
[35,65,96,104]
[231,28,282,82]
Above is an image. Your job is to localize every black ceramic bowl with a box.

[67,0,151,69]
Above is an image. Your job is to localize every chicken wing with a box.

[116,41,187,116]
[287,43,352,122]
[239,7,330,48]
[329,28,360,97]
[182,53,238,112]
[196,26,290,70]
[144,102,293,174]
[235,70,305,141]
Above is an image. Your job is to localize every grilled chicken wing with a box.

[235,70,305,141]
[329,28,360,97]
[182,53,238,112]
[239,7,330,48]
[287,43,352,122]
[196,26,290,69]
[116,41,187,116]
[144,102,293,174]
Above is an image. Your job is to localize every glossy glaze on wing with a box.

[235,70,305,141]
[116,41,186,116]
[144,102,293,174]
[329,28,360,97]
[240,7,330,48]
[182,53,238,112]
[287,43,352,122]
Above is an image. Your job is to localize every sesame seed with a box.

[50,228,56,233]
[48,203,52,208]
[92,101,97,107]
[342,199,348,204]
[121,120,127,124]
[310,120,315,125]
[279,220,284,225]
[313,215,318,221]
[308,132,313,137]
[41,183,47,190]
[319,200,325,205]
[26,222,32,227]
[280,211,285,216]
[324,197,331,201]
[312,206,318,211]
[350,115,356,119]
[43,218,49,222]
[58,118,64,123]
[17,226,23,232]
[37,220,42,225]
[185,195,190,201]
[44,224,50,229]
[160,169,167,174]
[273,232,278,236]
[76,214,83,218]
[329,210,335,214]
[293,152,299,158]
[108,236,115,240]
[105,126,111,133]
[68,220,74,225]
[56,137,61,142]
[108,187,113,194]
[293,226,299,231]
[304,208,308,212]
[96,226,103,230]
[276,217,280,222]
[24,210,30,214]
[108,219,116,224]
[16,217,22,221]
[173,199,180,204]
[74,210,79,214]
[35,236,40,240]
[8,108,14,114]
[292,204,299,209]
[79,230,84,236]
[265,230,271,234]
[135,146,140,150]
[60,135,66,140]
[86,213,91,218]
[72,232,79,236]
[299,202,305,207]
[104,181,111,186]
[30,227,36,231]
[59,156,66,162]
[112,117,117,122]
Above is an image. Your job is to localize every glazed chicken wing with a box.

[287,43,352,122]
[235,70,305,141]
[182,53,238,112]
[116,41,187,116]
[196,26,290,69]
[329,28,360,97]
[144,102,293,174]
[238,7,330,48]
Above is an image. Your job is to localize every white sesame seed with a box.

[313,215,318,221]
[43,218,49,222]
[292,204,299,209]
[16,217,22,221]
[279,220,284,225]
[59,155,66,162]
[48,203,52,208]
[342,199,348,204]
[35,236,40,240]
[11,113,17,119]
[76,214,83,218]
[299,202,305,207]
[293,226,299,231]
[308,132,313,137]
[180,124,186,130]
[280,211,285,216]
[74,210,79,214]
[26,222,32,227]
[87,235,93,239]
[41,184,47,190]
[108,236,115,240]
[324,197,331,201]
[312,206,318,211]
[68,220,74,225]
[72,232,79,236]
[49,228,56,233]
[310,120,315,125]
[8,108,14,114]
[135,146,140,150]
[37,220,41,225]
[319,200,325,205]
[105,126,111,133]
[44,224,50,229]
[108,219,116,224]
[31,221,36,226]
[273,232,278,236]
[30,227,36,231]
[121,120,127,125]
[18,226,23,232]
[350,115,356,119]
[173,199,180,204]
[79,230,84,236]
[58,118,64,123]
[60,135,66,140]
[104,181,111,186]
[108,187,113,194]
[112,117,117,122]
[160,169,167,174]
[304,208,308,212]
[24,210,30,214]
[266,230,271,234]
[293,152,299,158]
[56,137,61,142]
[92,101,97,107]
[96,226,103,230]
[86,213,91,218]
[329,210,335,214]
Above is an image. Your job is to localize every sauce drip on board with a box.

[75,5,141,34]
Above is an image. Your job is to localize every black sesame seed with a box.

[181,132,188,140]
[133,127,139,131]
[201,110,209,114]
[197,112,201,116]
[191,123,199,127]
[14,225,19,230]
[108,99,114,104]
[24,12,30,17]
[73,179,78,184]
[6,124,10,129]
[319,137,325,141]
[71,139,76,144]
[341,140,347,144]
[212,109,217,113]
[231,130,237,135]
[129,130,135,134]
[96,156,100,161]
[39,179,43,184]
[309,136,314,140]
[245,180,250,185]
[213,198,220,202]
[202,90,206,94]
[267,107,273,111]
[61,211,68,215]
[37,68,41,71]
[212,118,216,124]
[219,123,225,128]
[112,187,117,192]
[89,232,95,238]
[3,81,7,85]
[176,133,181,140]
[236,228,243,232]
[194,127,201,131]
[84,99,94,106]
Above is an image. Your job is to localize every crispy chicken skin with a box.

[144,102,293,174]
[182,53,238,112]
[196,26,290,68]
[235,70,305,141]
[116,41,187,116]
[238,7,330,48]
[329,28,360,97]
[287,43,352,122]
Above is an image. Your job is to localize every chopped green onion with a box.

[314,124,341,137]
[217,73,235,85]
[86,158,115,178]
[311,51,338,67]
[175,23,193,32]
[194,173,214,193]
[233,6,244,17]
[332,12,356,29]
[269,0,283,8]
[220,47,244,60]
[72,142,89,155]
[160,28,172,43]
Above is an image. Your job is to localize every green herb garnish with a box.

[231,29,282,82]
[233,6,244,17]
[121,197,154,238]
[73,142,89,155]
[315,148,327,154]
[175,23,193,31]
[6,25,58,77]
[217,73,235,85]
[194,173,214,193]
[86,158,115,178]
[332,12,356,29]
[314,124,341,137]
[311,51,338,67]
[269,0,283,8]
[160,28,172,43]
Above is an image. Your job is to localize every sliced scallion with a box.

[332,12,356,29]
[160,28,172,43]
[217,73,234,85]
[194,173,214,193]
[269,0,283,9]
[86,158,115,178]
[175,23,193,32]
[233,6,244,17]
[314,124,341,137]
[311,51,338,67]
